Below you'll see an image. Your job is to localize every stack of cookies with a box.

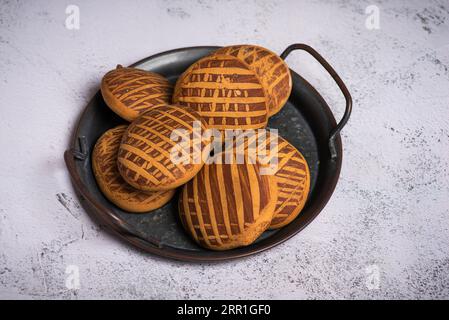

[93,45,310,251]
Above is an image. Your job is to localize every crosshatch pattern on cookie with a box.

[173,55,269,131]
[117,105,208,191]
[213,45,292,116]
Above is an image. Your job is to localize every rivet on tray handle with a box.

[70,136,88,160]
[280,44,352,159]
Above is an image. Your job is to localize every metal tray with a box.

[64,44,352,262]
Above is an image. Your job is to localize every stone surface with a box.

[0,0,448,299]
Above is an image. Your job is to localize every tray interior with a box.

[71,47,337,255]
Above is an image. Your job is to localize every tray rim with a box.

[65,46,343,262]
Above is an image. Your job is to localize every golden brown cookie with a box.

[117,104,210,192]
[212,45,292,116]
[92,125,175,213]
[269,137,310,228]
[225,129,310,229]
[173,54,269,131]
[101,65,173,121]
[178,147,277,251]
[243,130,310,229]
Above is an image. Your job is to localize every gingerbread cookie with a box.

[173,54,269,131]
[101,65,172,121]
[92,125,175,213]
[224,129,310,229]
[238,130,310,229]
[212,45,292,116]
[178,147,277,250]
[117,105,210,192]
[268,138,310,229]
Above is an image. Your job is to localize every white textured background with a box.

[0,0,448,299]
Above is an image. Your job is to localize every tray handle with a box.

[280,43,352,159]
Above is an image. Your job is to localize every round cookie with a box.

[240,130,310,229]
[92,125,175,213]
[173,54,270,131]
[268,136,310,229]
[178,148,277,251]
[117,104,210,192]
[224,129,310,229]
[101,65,173,121]
[212,45,292,116]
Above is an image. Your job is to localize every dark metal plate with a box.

[65,46,350,262]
